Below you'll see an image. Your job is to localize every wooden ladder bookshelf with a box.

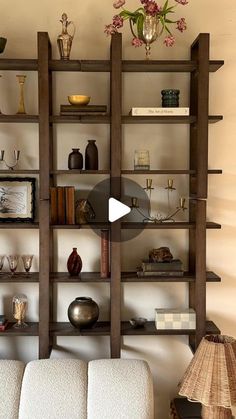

[0,32,223,359]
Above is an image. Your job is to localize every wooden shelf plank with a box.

[0,59,38,71]
[50,321,110,336]
[47,59,224,73]
[51,223,110,229]
[122,115,223,124]
[122,169,222,175]
[0,170,39,174]
[0,222,39,229]
[121,320,220,335]
[121,221,221,229]
[0,320,219,337]
[50,115,223,125]
[122,60,224,73]
[50,170,110,175]
[0,322,39,336]
[0,114,39,123]
[0,273,39,283]
[49,60,110,72]
[51,115,110,124]
[50,272,110,283]
[121,271,221,282]
[47,320,220,337]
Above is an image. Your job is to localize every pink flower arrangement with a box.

[105,0,189,47]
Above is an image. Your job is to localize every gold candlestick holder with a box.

[16,75,26,114]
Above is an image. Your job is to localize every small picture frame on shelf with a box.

[0,177,36,222]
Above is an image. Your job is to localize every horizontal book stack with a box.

[50,186,75,225]
[137,259,183,277]
[0,315,8,331]
[60,104,108,116]
[130,107,189,116]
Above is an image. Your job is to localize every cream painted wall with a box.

[0,0,236,417]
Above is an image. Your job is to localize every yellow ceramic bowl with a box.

[68,95,90,106]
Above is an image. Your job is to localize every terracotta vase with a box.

[85,140,98,170]
[67,247,82,276]
[67,297,99,328]
[68,148,83,170]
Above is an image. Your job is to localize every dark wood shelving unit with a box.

[0,32,223,359]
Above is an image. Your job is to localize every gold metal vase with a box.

[16,75,26,114]
[130,15,160,59]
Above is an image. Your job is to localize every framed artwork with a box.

[0,177,36,222]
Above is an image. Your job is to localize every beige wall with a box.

[1,0,236,417]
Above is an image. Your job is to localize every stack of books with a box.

[130,107,189,116]
[0,315,8,331]
[60,104,108,116]
[137,259,183,277]
[50,186,75,225]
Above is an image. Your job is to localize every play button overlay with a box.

[85,177,150,242]
[108,198,131,222]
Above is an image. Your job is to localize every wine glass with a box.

[12,293,28,328]
[7,255,19,275]
[0,255,5,271]
[21,255,34,274]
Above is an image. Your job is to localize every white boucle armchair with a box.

[0,358,154,419]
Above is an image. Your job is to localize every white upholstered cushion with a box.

[18,359,87,419]
[0,360,25,419]
[87,359,154,419]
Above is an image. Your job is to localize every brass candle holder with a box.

[16,75,26,114]
[130,178,187,223]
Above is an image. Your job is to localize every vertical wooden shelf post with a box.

[189,34,209,350]
[110,33,122,358]
[38,32,53,359]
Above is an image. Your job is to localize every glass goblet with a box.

[0,255,5,271]
[7,255,19,275]
[21,255,33,274]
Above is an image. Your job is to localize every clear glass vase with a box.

[12,293,28,328]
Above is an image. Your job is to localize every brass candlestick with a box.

[16,75,26,114]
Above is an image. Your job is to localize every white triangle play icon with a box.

[108,198,131,222]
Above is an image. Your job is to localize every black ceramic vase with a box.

[68,148,83,170]
[68,297,99,329]
[85,140,98,170]
[67,247,82,276]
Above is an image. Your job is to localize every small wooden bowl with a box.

[68,95,90,106]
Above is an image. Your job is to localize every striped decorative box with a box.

[155,308,196,330]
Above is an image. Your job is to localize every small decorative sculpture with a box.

[75,199,95,224]
[57,13,75,60]
[149,247,173,263]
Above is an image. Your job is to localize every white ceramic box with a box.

[155,308,196,330]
